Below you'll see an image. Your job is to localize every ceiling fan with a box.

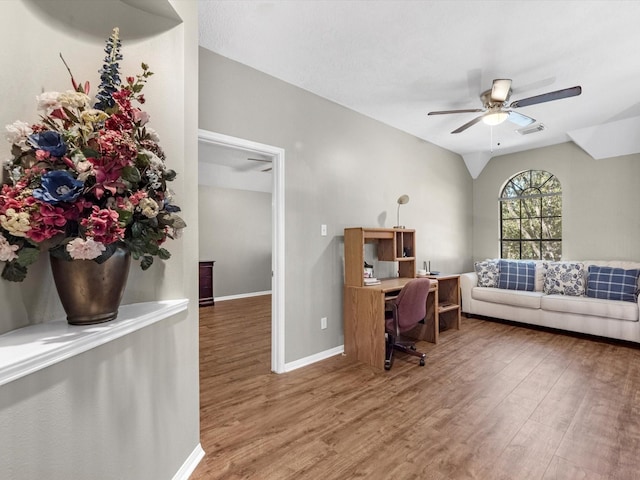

[428,79,582,134]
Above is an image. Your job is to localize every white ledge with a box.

[0,299,189,387]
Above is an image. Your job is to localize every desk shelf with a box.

[344,227,416,287]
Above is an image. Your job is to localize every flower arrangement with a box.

[0,28,185,282]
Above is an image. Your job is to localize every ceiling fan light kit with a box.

[428,79,582,134]
[482,111,509,126]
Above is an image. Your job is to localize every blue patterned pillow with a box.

[474,259,499,287]
[498,260,535,291]
[586,265,640,302]
[543,262,585,296]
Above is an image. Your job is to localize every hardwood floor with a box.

[191,295,640,479]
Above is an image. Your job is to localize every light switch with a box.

[321,224,327,236]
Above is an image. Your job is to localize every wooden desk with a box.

[343,278,438,369]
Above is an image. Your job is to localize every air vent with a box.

[517,124,546,135]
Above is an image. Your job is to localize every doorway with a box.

[197,129,285,373]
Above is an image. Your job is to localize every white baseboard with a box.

[215,290,272,302]
[284,345,344,372]
[172,443,205,480]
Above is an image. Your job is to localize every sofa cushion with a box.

[586,265,640,303]
[543,261,585,296]
[472,287,543,309]
[498,260,536,291]
[474,259,499,287]
[534,261,546,292]
[541,294,639,322]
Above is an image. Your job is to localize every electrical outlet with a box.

[321,224,327,236]
[321,317,328,329]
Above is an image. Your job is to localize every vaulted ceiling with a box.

[198,1,640,177]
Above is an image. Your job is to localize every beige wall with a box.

[0,1,201,478]
[473,142,640,262]
[199,186,272,297]
[198,48,474,362]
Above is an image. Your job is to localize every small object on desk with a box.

[364,277,381,285]
[429,271,441,276]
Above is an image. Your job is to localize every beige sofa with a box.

[460,260,640,343]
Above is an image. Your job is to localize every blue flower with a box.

[27,131,67,157]
[33,171,84,204]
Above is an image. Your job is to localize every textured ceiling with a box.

[198,1,640,177]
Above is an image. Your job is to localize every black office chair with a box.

[384,278,431,370]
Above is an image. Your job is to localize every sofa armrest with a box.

[460,272,477,314]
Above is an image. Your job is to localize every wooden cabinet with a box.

[430,274,461,332]
[199,261,215,307]
[344,227,416,286]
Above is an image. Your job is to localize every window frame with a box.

[499,169,562,260]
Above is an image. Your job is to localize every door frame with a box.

[197,129,285,373]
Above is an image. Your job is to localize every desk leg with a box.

[344,286,386,369]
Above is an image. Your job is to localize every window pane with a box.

[542,196,561,216]
[542,217,561,239]
[521,218,541,240]
[531,170,551,188]
[522,197,541,218]
[502,219,520,239]
[540,176,561,194]
[521,241,540,259]
[542,241,562,261]
[501,199,520,219]
[501,241,520,259]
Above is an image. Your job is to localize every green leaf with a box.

[117,209,133,226]
[164,169,177,181]
[158,248,171,260]
[2,261,28,282]
[121,165,141,183]
[131,221,144,238]
[16,247,40,267]
[140,255,153,270]
[82,148,101,159]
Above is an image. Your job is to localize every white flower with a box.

[58,90,91,109]
[36,91,61,112]
[66,238,106,260]
[0,208,30,237]
[5,120,33,150]
[142,149,163,169]
[138,197,159,218]
[0,233,19,262]
[144,127,160,143]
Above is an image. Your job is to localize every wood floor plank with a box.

[191,297,640,479]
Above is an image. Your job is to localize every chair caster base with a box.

[384,360,392,370]
[419,356,425,366]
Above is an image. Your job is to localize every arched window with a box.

[500,169,562,260]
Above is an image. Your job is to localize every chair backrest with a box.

[394,278,432,332]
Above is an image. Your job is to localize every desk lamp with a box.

[394,194,409,229]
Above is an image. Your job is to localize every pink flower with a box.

[81,206,125,245]
[133,109,150,125]
[66,237,106,260]
[35,149,51,161]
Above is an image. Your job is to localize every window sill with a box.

[0,299,189,387]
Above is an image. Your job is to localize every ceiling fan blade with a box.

[507,111,536,127]
[491,79,512,102]
[451,115,484,134]
[509,86,582,108]
[428,108,484,115]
